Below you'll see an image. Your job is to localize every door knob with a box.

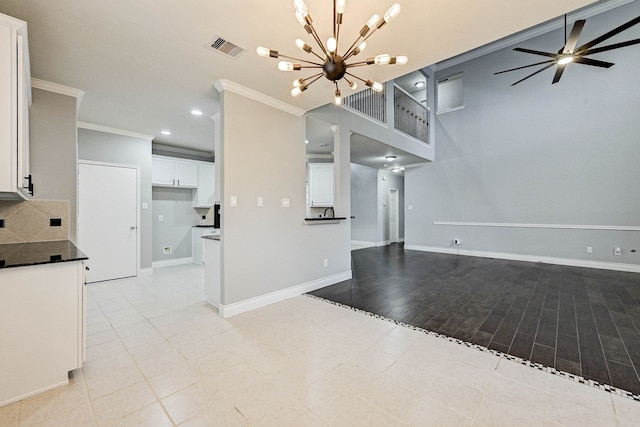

[130,226,136,230]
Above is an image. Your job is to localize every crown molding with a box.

[434,0,635,71]
[77,122,154,141]
[214,79,306,117]
[31,78,85,100]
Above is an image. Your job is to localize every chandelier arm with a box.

[345,61,373,67]
[278,54,323,66]
[307,22,330,57]
[345,71,368,83]
[343,36,364,60]
[298,65,323,69]
[304,74,325,88]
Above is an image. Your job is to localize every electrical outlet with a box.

[158,215,164,222]
[453,239,461,246]
[162,246,172,254]
[587,246,593,253]
[323,258,328,267]
[614,247,622,256]
[257,197,264,207]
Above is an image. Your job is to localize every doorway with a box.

[78,161,139,283]
[389,188,400,243]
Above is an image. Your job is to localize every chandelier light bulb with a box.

[334,89,342,105]
[353,41,367,56]
[291,85,307,96]
[295,11,306,27]
[278,61,294,71]
[256,47,271,58]
[384,3,401,23]
[366,14,380,30]
[347,79,357,90]
[374,54,391,65]
[293,0,308,14]
[390,55,408,65]
[293,78,304,87]
[295,39,307,51]
[327,37,337,53]
[336,0,347,14]
[366,80,384,92]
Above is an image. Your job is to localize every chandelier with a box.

[257,0,408,105]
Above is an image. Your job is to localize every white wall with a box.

[218,89,351,312]
[405,1,640,270]
[350,163,378,243]
[77,128,153,269]
[378,169,405,243]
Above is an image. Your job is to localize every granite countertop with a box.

[304,217,348,221]
[0,240,88,269]
[192,225,217,228]
[202,235,220,241]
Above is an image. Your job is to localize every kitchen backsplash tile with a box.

[0,200,70,244]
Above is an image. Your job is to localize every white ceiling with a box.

[0,0,599,153]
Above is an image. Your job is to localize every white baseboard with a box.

[218,270,352,318]
[138,268,153,277]
[152,257,194,269]
[0,378,69,408]
[404,245,640,273]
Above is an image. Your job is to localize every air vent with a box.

[206,35,246,59]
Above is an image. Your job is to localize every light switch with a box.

[282,198,290,208]
[230,196,238,207]
[142,202,149,210]
[408,205,413,210]
[158,215,164,221]
[257,197,264,207]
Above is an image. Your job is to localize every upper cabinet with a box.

[193,162,215,208]
[308,163,334,207]
[0,13,31,200]
[152,155,198,188]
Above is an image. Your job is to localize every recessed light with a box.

[190,109,203,116]
[161,130,172,135]
[385,155,397,161]
[391,167,402,173]
[415,81,425,88]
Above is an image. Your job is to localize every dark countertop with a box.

[202,235,220,241]
[0,240,88,269]
[304,217,348,221]
[193,225,217,228]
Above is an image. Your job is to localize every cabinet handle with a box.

[177,179,180,186]
[130,226,136,230]
[172,179,175,186]
[23,174,34,196]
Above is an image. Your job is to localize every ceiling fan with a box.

[495,14,640,85]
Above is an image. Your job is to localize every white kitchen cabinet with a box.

[0,13,31,200]
[152,155,198,188]
[0,261,85,407]
[193,162,215,207]
[308,163,334,207]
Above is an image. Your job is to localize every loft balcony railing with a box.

[393,85,429,144]
[342,82,430,145]
[343,87,386,123]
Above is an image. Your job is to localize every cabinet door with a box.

[0,24,13,193]
[309,163,334,207]
[175,160,198,188]
[194,163,215,207]
[152,156,175,186]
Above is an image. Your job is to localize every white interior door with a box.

[79,162,138,283]
[389,188,399,243]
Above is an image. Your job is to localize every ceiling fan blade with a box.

[510,63,557,86]
[583,38,640,55]
[573,56,614,68]
[494,60,556,75]
[563,19,586,53]
[575,15,640,54]
[552,64,566,84]
[514,47,557,58]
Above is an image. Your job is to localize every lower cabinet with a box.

[0,261,85,407]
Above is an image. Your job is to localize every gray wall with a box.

[77,128,153,269]
[219,90,351,306]
[350,163,378,243]
[152,187,193,261]
[29,88,78,242]
[405,1,640,266]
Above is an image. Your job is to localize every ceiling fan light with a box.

[384,3,401,23]
[327,37,337,53]
[558,55,574,65]
[374,54,391,65]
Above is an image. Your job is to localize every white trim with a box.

[213,79,306,117]
[351,240,377,247]
[139,268,153,277]
[31,78,85,100]
[434,0,635,71]
[405,245,640,273]
[217,270,352,318]
[433,221,640,232]
[0,379,69,408]
[77,122,154,141]
[152,257,194,269]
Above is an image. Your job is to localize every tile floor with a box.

[1,264,639,426]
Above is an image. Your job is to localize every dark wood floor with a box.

[310,244,640,395]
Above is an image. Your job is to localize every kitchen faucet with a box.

[323,207,335,218]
